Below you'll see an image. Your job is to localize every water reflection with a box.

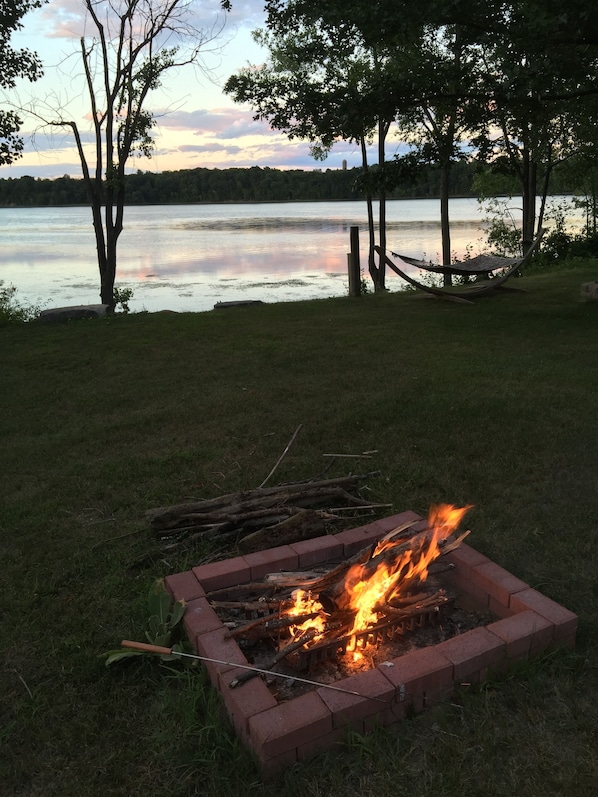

[0,198,513,313]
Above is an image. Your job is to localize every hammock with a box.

[375,229,545,303]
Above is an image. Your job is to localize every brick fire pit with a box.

[165,510,577,775]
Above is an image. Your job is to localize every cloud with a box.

[176,142,243,155]
[157,106,272,139]
[38,0,235,41]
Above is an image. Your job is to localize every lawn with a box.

[1,264,598,796]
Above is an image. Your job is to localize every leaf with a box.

[147,578,171,626]
[147,614,161,637]
[103,649,145,667]
[168,599,186,630]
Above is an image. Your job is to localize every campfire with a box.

[209,505,473,685]
[161,508,578,775]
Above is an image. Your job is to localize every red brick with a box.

[435,627,505,683]
[193,627,249,686]
[334,522,386,556]
[316,667,396,728]
[164,571,205,602]
[192,556,250,592]
[218,667,278,736]
[489,596,515,619]
[443,544,491,580]
[334,511,425,556]
[182,597,223,642]
[248,691,332,757]
[373,510,423,535]
[509,589,578,644]
[448,575,491,609]
[243,545,299,580]
[378,646,455,714]
[487,610,553,662]
[470,562,529,609]
[297,727,347,761]
[289,535,344,568]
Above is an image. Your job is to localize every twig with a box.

[258,424,303,489]
[326,503,393,512]
[322,453,373,458]
[13,669,33,698]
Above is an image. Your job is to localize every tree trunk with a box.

[439,163,452,285]
[361,136,379,288]
[376,117,387,292]
[521,142,537,253]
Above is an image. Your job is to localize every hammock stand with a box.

[374,229,545,304]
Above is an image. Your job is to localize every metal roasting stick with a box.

[120,640,390,702]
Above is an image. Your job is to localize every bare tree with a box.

[47,0,228,309]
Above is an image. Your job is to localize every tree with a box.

[225,4,421,291]
[0,0,44,165]
[467,0,598,251]
[396,24,483,282]
[46,0,228,309]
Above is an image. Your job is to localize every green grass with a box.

[2,264,598,796]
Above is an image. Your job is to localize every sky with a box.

[2,0,379,179]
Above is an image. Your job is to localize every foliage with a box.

[225,2,427,292]
[0,0,44,164]
[104,579,186,666]
[0,162,484,207]
[113,285,134,314]
[479,193,598,268]
[478,197,524,257]
[0,280,42,324]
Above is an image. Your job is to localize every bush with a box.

[0,281,42,325]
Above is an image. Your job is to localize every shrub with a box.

[0,281,42,325]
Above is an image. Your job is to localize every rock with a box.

[38,304,110,324]
[580,282,598,301]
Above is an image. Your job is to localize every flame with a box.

[344,503,472,642]
[288,589,327,642]
[285,504,472,660]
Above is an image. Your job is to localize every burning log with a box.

[225,611,321,640]
[317,524,469,614]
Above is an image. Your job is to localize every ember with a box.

[211,504,473,680]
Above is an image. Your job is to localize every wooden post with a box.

[348,226,361,297]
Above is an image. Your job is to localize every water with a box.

[0,197,572,314]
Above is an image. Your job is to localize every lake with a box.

[0,197,575,313]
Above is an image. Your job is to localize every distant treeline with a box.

[0,162,481,207]
[0,161,575,207]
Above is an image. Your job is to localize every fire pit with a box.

[165,510,577,776]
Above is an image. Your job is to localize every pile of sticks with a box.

[146,472,387,553]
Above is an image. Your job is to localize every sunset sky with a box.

[3,0,386,179]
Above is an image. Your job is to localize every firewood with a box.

[225,611,321,640]
[229,628,319,688]
[317,526,468,613]
[146,473,379,531]
[237,509,329,554]
[376,591,451,619]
